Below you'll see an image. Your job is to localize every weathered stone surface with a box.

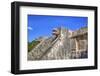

[28,27,88,60]
[28,37,55,60]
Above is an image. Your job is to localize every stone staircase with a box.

[28,27,88,60]
[28,36,59,60]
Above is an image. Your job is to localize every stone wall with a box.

[28,27,88,60]
[41,27,71,60]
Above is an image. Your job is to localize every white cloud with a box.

[28,26,33,30]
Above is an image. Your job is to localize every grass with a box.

[28,40,40,52]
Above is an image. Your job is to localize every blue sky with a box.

[28,15,88,42]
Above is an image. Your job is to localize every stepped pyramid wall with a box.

[28,27,87,60]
